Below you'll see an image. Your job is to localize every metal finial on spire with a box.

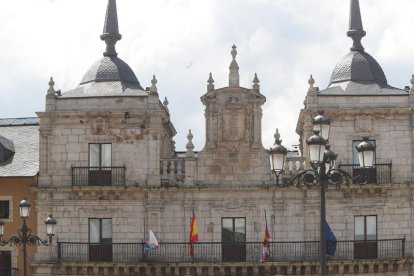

[150,75,158,95]
[207,72,215,91]
[229,45,240,87]
[100,0,122,57]
[347,0,366,52]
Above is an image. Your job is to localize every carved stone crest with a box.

[222,109,245,142]
[355,115,373,132]
[91,117,109,134]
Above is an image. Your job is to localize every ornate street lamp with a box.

[269,112,375,276]
[307,130,327,165]
[269,129,288,184]
[313,111,331,141]
[0,198,57,276]
[356,137,376,168]
[19,198,31,219]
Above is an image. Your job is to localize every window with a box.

[0,201,10,219]
[88,144,112,186]
[89,219,112,262]
[354,215,377,259]
[355,215,377,241]
[0,251,11,273]
[89,144,111,167]
[221,217,246,262]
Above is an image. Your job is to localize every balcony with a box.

[71,166,126,187]
[58,239,404,263]
[0,268,18,276]
[160,158,185,187]
[338,163,392,184]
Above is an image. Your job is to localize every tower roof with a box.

[329,51,387,86]
[328,0,388,88]
[61,0,144,98]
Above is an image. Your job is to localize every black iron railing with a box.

[71,166,126,186]
[338,163,392,184]
[58,239,404,263]
[0,268,18,276]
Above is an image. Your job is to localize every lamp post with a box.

[269,129,288,184]
[0,198,57,276]
[270,112,376,276]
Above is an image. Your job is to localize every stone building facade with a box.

[29,0,414,275]
[0,118,40,276]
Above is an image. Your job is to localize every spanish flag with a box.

[189,210,199,256]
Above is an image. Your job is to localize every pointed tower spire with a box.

[100,0,122,57]
[229,45,240,87]
[207,72,215,91]
[347,0,366,52]
[252,73,260,92]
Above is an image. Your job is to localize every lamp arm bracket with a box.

[0,234,51,246]
[326,168,367,187]
[279,169,322,188]
[0,235,21,246]
[277,167,367,189]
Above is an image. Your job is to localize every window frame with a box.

[354,215,377,241]
[0,197,12,222]
[221,217,246,243]
[88,143,112,168]
[0,200,10,219]
[89,218,112,244]
[0,250,12,270]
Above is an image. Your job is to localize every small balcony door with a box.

[89,218,112,262]
[221,217,246,262]
[354,215,377,259]
[0,251,12,276]
[89,144,112,186]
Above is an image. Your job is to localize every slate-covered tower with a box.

[35,0,176,266]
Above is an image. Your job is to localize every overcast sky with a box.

[0,0,413,151]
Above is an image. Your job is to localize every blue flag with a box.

[325,222,337,256]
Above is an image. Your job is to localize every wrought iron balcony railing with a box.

[58,239,404,263]
[0,268,18,276]
[337,163,392,184]
[71,166,126,187]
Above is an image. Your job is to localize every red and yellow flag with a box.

[262,226,271,262]
[189,210,199,256]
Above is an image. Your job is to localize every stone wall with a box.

[34,183,414,261]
